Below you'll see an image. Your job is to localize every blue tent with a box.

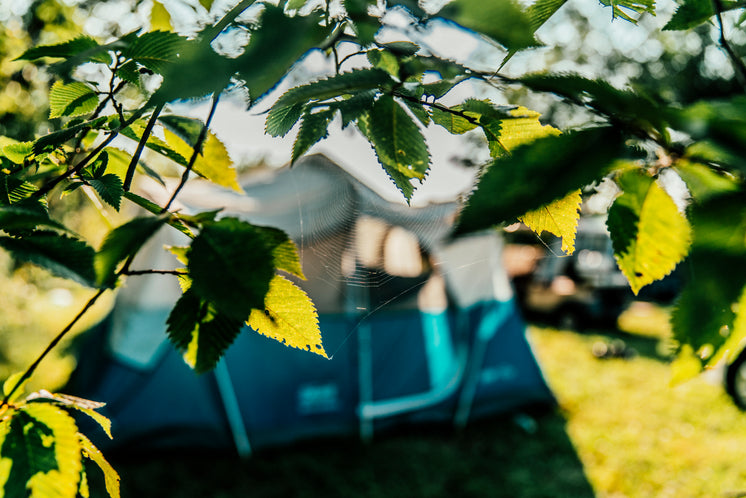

[70,155,553,455]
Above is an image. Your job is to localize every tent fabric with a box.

[69,154,554,454]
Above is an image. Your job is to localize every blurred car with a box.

[505,216,632,330]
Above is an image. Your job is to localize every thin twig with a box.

[392,90,510,154]
[123,102,164,192]
[164,92,221,212]
[712,0,746,89]
[33,107,148,199]
[2,288,107,405]
[124,269,187,276]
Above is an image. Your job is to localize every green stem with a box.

[123,103,164,192]
[2,288,107,405]
[33,108,147,199]
[712,0,746,89]
[163,92,221,211]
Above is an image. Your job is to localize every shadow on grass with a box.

[95,406,594,498]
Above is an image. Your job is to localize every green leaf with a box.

[0,233,96,286]
[122,192,194,237]
[49,82,98,119]
[528,0,569,30]
[265,102,305,137]
[400,97,431,126]
[89,175,123,210]
[598,0,655,23]
[456,127,624,234]
[120,30,188,75]
[247,275,324,356]
[255,225,305,279]
[163,129,242,192]
[26,392,110,440]
[120,120,187,168]
[519,189,582,255]
[158,115,204,147]
[674,160,739,202]
[343,0,381,45]
[673,97,746,174]
[148,38,231,104]
[188,218,276,320]
[78,434,119,498]
[0,404,82,498]
[166,291,244,373]
[33,117,107,155]
[16,36,106,62]
[89,151,109,179]
[233,5,330,103]
[330,91,377,128]
[0,173,38,205]
[671,193,746,360]
[364,95,430,201]
[517,74,668,140]
[431,106,477,135]
[0,201,68,233]
[199,0,215,9]
[2,142,34,164]
[94,216,166,288]
[607,169,692,295]
[269,69,391,119]
[439,0,538,50]
[292,109,335,163]
[286,0,310,10]
[663,0,739,30]
[367,49,400,79]
[710,287,746,367]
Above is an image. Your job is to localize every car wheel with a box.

[725,349,746,410]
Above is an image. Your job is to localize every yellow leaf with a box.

[710,286,746,367]
[79,469,90,498]
[79,434,120,498]
[150,1,172,32]
[519,189,582,255]
[248,275,325,357]
[2,372,28,405]
[22,403,83,498]
[499,106,561,152]
[609,173,692,295]
[669,344,703,386]
[163,129,242,192]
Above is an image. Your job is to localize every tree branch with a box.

[124,269,187,276]
[392,90,510,154]
[1,288,107,405]
[163,92,221,212]
[123,102,164,192]
[33,107,148,199]
[712,0,746,89]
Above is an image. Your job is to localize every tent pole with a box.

[214,359,252,458]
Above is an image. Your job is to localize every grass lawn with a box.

[8,288,746,497]
[96,303,746,498]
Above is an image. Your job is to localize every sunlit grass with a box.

[529,321,746,497]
